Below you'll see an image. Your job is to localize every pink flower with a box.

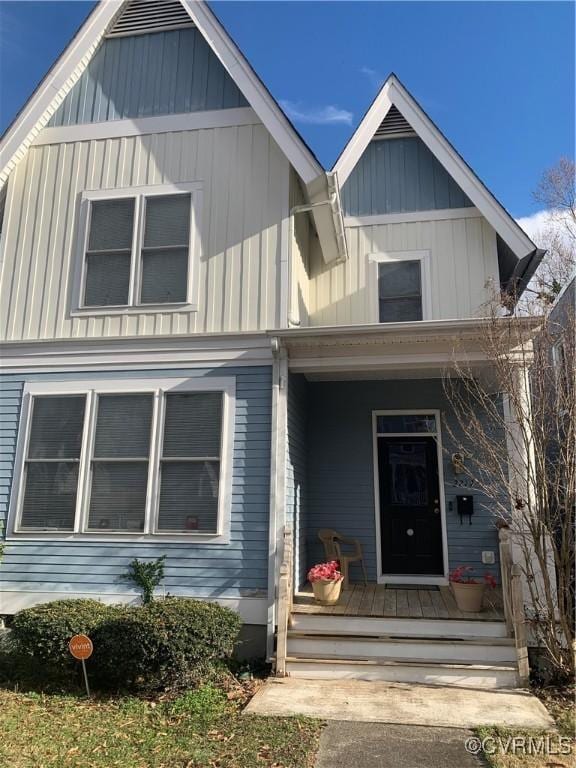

[308,560,343,583]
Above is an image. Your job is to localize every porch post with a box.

[266,338,289,660]
[503,361,557,628]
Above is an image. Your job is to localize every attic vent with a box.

[106,0,194,38]
[374,105,415,139]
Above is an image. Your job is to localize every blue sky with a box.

[0,1,573,220]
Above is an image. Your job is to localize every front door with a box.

[377,431,444,576]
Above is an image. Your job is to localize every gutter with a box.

[268,315,543,340]
[508,248,547,302]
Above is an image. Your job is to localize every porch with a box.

[293,583,506,621]
[274,323,529,688]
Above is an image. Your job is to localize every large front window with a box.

[14,379,233,540]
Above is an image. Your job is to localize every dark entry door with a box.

[378,436,444,575]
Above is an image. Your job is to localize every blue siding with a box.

[49,28,248,127]
[286,373,308,588]
[0,367,271,602]
[341,137,474,216]
[301,379,501,583]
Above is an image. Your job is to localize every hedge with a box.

[91,598,242,691]
[10,597,242,692]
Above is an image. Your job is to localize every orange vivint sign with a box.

[69,634,93,660]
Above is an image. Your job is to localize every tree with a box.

[444,301,574,681]
[443,160,575,682]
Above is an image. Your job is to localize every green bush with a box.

[92,597,242,692]
[10,599,119,671]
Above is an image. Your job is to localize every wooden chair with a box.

[318,528,368,588]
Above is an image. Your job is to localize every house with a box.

[0,0,544,685]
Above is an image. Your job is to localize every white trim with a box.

[368,250,432,323]
[344,207,482,228]
[0,1,322,188]
[371,409,449,585]
[7,376,235,544]
[71,182,202,315]
[333,75,536,259]
[0,334,274,372]
[31,108,261,146]
[0,590,268,624]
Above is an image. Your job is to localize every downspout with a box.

[287,194,346,327]
[266,336,288,660]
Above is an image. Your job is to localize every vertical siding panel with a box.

[1,123,287,342]
[25,144,59,340]
[452,218,470,317]
[0,154,28,338]
[8,148,44,340]
[341,137,473,216]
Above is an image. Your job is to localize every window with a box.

[12,378,234,541]
[378,261,422,322]
[20,395,85,531]
[369,250,431,323]
[77,184,200,312]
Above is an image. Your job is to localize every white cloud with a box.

[360,66,385,90]
[280,100,353,126]
[515,209,556,241]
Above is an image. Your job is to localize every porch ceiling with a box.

[270,317,540,377]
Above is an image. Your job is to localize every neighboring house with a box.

[0,0,544,684]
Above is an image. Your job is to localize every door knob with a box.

[433,508,440,514]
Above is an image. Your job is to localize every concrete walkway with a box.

[245,678,554,729]
[315,722,487,768]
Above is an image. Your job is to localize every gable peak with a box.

[374,104,415,140]
[106,0,194,38]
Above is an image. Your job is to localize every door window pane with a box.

[87,394,153,531]
[157,392,223,533]
[20,395,86,530]
[378,260,422,322]
[376,414,436,433]
[389,443,428,505]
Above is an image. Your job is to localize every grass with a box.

[0,687,323,768]
[476,685,575,768]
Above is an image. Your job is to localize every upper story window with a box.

[369,250,431,324]
[76,183,201,314]
[11,377,234,543]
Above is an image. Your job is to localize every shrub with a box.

[10,599,119,671]
[124,556,166,604]
[92,597,242,692]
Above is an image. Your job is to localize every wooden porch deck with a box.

[293,583,505,621]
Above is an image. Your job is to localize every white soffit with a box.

[0,0,323,189]
[333,74,536,259]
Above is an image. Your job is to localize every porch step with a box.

[287,631,517,664]
[290,613,509,639]
[285,656,520,689]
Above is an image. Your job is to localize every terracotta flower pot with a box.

[311,578,342,605]
[451,581,485,612]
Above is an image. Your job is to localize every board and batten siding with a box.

[307,216,499,325]
[304,379,501,583]
[341,137,474,217]
[0,366,272,615]
[289,170,311,327]
[0,124,289,341]
[49,28,248,127]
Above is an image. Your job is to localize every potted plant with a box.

[307,560,343,605]
[449,566,497,612]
